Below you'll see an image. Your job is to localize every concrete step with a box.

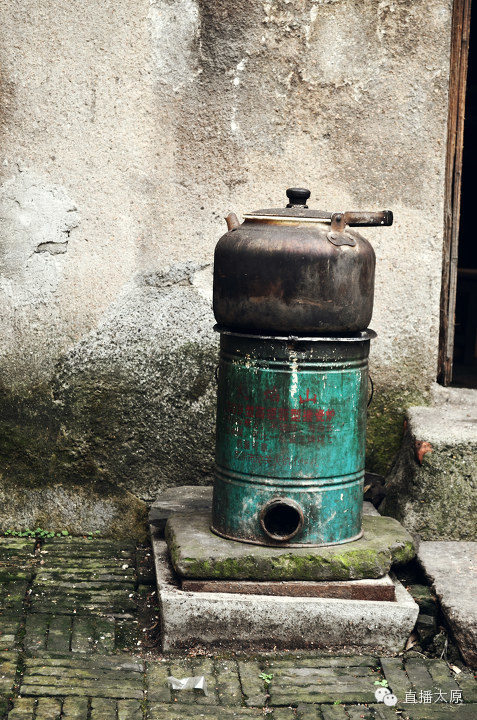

[418,541,477,668]
[166,509,415,582]
[381,385,477,540]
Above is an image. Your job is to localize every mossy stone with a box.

[366,386,428,476]
[165,511,416,581]
[382,406,477,540]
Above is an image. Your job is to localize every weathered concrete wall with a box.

[0,0,452,536]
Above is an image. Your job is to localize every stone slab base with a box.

[149,485,213,534]
[181,574,396,600]
[152,537,418,652]
[418,541,477,668]
[166,509,416,582]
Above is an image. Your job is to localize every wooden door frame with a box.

[438,0,473,385]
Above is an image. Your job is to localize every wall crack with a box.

[34,240,69,255]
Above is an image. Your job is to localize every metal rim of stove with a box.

[213,326,377,342]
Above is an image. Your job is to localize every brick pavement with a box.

[0,537,474,719]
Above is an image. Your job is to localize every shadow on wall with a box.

[0,263,218,538]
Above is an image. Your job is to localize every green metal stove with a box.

[211,188,393,547]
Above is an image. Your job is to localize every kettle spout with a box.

[225,212,240,231]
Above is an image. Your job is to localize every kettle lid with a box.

[243,188,393,229]
[244,188,332,222]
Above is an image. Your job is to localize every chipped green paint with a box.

[211,331,373,546]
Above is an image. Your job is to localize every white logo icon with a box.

[375,687,390,702]
[375,687,398,706]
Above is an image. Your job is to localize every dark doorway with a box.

[453,1,477,387]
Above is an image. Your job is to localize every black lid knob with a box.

[286,187,311,208]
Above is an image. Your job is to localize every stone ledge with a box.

[149,485,214,534]
[407,405,477,446]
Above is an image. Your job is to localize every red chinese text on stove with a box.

[225,402,335,423]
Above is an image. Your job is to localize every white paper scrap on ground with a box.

[167,675,208,695]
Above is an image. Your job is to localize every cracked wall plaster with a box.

[0,169,78,286]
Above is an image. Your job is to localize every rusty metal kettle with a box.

[213,188,393,334]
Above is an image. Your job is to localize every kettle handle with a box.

[331,211,393,231]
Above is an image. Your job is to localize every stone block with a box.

[237,661,268,707]
[418,541,477,667]
[382,395,477,540]
[455,671,477,702]
[380,657,410,699]
[165,510,415,581]
[152,539,418,652]
[62,697,89,720]
[416,614,437,647]
[0,652,19,695]
[7,698,36,720]
[425,659,461,695]
[146,661,171,703]
[0,615,21,650]
[408,584,437,616]
[90,698,117,720]
[147,706,265,719]
[267,663,378,705]
[321,708,348,720]
[149,485,214,534]
[47,615,72,653]
[403,705,477,719]
[117,700,142,720]
[215,659,243,705]
[35,698,61,720]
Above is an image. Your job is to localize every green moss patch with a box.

[366,387,428,475]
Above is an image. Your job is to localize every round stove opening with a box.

[260,498,304,542]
